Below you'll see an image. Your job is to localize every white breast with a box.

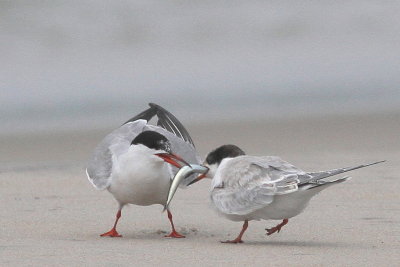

[108,145,171,206]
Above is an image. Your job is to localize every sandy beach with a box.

[1,112,399,266]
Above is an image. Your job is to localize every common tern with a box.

[86,103,203,238]
[170,144,384,243]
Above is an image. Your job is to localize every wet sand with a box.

[1,112,399,266]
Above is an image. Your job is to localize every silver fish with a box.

[164,164,209,211]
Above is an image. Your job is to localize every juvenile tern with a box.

[172,144,384,243]
[86,103,202,238]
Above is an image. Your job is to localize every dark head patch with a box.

[131,131,171,153]
[205,144,245,165]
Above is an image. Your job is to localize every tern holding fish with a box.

[166,144,384,243]
[86,103,207,238]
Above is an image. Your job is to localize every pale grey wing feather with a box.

[144,124,201,186]
[299,160,385,185]
[86,120,147,190]
[211,156,303,215]
[254,156,306,175]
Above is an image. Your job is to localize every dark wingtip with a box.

[125,103,195,147]
[123,105,158,125]
[366,160,386,166]
[149,103,164,110]
[149,102,157,107]
[149,103,195,146]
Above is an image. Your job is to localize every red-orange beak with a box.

[155,152,191,169]
[187,172,207,186]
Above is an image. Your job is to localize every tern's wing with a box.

[87,103,199,189]
[125,103,199,168]
[123,105,158,124]
[86,120,147,190]
[125,103,195,147]
[211,156,305,215]
[151,103,195,146]
[87,105,158,190]
[298,160,385,185]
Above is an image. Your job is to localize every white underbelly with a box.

[109,174,170,206]
[254,184,331,220]
[217,186,327,222]
[108,151,171,206]
[251,193,311,220]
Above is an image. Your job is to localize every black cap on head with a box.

[131,131,171,153]
[205,144,245,165]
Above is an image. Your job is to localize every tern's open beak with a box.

[155,152,191,168]
[187,173,207,186]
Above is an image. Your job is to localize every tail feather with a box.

[300,176,350,190]
[299,160,385,185]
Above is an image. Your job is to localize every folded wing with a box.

[211,156,305,215]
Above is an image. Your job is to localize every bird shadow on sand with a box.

[102,228,199,241]
[236,239,362,249]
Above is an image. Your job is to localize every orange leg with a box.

[266,219,289,236]
[100,209,122,237]
[164,210,185,238]
[221,220,249,244]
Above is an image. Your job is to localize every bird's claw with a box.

[164,230,185,238]
[100,228,122,237]
[265,227,281,236]
[266,219,288,236]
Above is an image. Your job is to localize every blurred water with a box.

[1,1,400,133]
